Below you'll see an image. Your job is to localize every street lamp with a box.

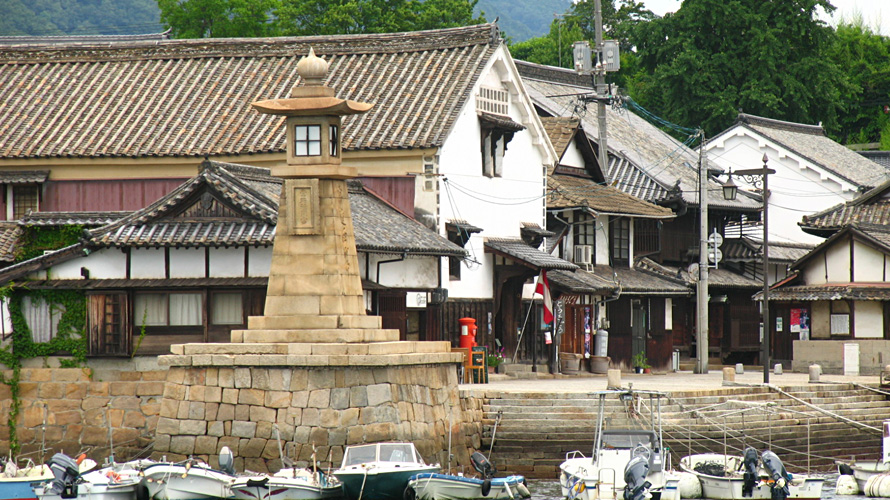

[723,153,775,384]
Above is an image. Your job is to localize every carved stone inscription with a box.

[287,179,320,235]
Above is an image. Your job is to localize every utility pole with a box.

[594,0,608,175]
[695,133,709,374]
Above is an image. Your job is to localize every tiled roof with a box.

[859,151,890,169]
[801,177,890,233]
[517,61,760,212]
[20,211,130,226]
[0,24,499,159]
[636,257,761,289]
[349,180,466,257]
[547,268,617,294]
[0,31,171,45]
[16,277,267,289]
[548,170,675,218]
[541,116,580,159]
[767,283,890,301]
[0,170,49,184]
[735,114,890,189]
[594,264,691,295]
[484,238,577,271]
[0,222,21,262]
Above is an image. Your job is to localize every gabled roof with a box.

[730,113,890,189]
[517,61,760,212]
[484,238,577,271]
[20,211,130,227]
[801,176,890,236]
[594,264,691,295]
[792,224,890,271]
[0,24,500,159]
[547,168,675,219]
[635,257,762,290]
[540,116,580,160]
[547,268,616,295]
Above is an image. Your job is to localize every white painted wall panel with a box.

[247,246,272,277]
[209,247,245,278]
[825,241,851,283]
[170,248,206,278]
[51,248,127,279]
[131,248,165,279]
[371,255,439,288]
[854,300,883,338]
[560,138,585,168]
[854,240,885,282]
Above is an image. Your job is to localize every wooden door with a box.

[87,293,130,356]
[378,291,407,340]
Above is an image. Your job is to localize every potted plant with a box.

[487,347,505,373]
[632,352,650,374]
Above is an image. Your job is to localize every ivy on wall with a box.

[1,225,89,455]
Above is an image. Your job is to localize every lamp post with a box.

[723,154,775,384]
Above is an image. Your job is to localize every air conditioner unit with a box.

[573,245,593,265]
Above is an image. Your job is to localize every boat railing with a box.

[565,450,587,461]
[597,467,616,490]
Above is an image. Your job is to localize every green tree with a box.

[567,0,655,50]
[509,18,584,68]
[158,0,279,38]
[632,0,849,136]
[825,20,890,146]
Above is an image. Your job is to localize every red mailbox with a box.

[458,317,478,349]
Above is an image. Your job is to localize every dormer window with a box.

[294,125,321,156]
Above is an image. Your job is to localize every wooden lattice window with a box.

[12,185,38,219]
[87,293,130,356]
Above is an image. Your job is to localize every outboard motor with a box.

[471,452,496,479]
[623,454,652,500]
[761,451,790,500]
[47,453,81,498]
[741,447,759,497]
[219,446,236,476]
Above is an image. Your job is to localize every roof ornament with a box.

[295,47,328,88]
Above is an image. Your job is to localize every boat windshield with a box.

[379,443,420,464]
[601,431,656,450]
[342,444,379,466]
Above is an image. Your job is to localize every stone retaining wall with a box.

[152,363,483,473]
[0,363,165,461]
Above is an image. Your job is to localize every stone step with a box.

[234,328,400,343]
[247,314,382,330]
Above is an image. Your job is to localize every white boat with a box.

[407,473,529,500]
[679,451,824,500]
[30,453,143,500]
[333,443,439,500]
[1,454,100,500]
[836,420,890,495]
[230,468,343,500]
[558,390,678,500]
[406,452,530,500]
[140,448,235,500]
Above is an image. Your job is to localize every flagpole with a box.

[512,298,536,363]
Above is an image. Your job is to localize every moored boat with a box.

[406,452,530,500]
[230,468,343,500]
[333,443,439,500]
[30,453,141,500]
[558,390,675,500]
[836,420,890,495]
[140,447,236,500]
[679,450,824,500]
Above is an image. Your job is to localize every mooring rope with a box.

[765,383,881,434]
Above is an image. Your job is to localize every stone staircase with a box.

[479,384,890,479]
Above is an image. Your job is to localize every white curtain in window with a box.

[22,297,62,343]
[169,293,202,326]
[211,293,243,325]
[494,136,504,177]
[135,294,167,326]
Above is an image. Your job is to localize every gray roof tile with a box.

[484,238,577,270]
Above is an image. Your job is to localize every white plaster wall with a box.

[368,255,439,288]
[823,240,851,283]
[131,248,165,279]
[802,256,826,285]
[854,300,883,338]
[707,127,861,245]
[853,240,886,282]
[247,246,272,277]
[437,47,551,299]
[208,247,244,278]
[51,248,127,279]
[596,215,609,266]
[560,138,585,168]
[169,248,206,278]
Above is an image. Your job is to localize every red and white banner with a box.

[535,270,553,325]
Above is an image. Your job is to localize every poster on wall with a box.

[799,309,810,340]
[584,307,591,357]
[790,309,801,333]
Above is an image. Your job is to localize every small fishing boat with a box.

[333,443,439,500]
[836,420,890,495]
[230,468,343,500]
[680,450,824,500]
[140,447,236,500]
[1,460,54,500]
[406,452,530,500]
[558,390,677,500]
[30,453,142,500]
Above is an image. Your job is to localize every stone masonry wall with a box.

[0,365,165,461]
[152,363,483,473]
